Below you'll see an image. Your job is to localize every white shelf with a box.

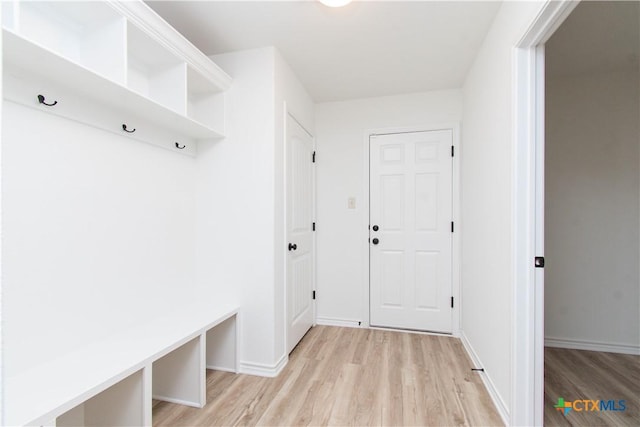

[3,29,222,155]
[1,0,232,155]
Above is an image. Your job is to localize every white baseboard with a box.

[206,364,238,373]
[545,337,640,355]
[152,395,202,408]
[315,317,362,328]
[239,353,288,377]
[459,332,509,426]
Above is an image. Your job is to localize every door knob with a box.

[372,225,379,231]
[288,243,297,251]
[372,238,379,245]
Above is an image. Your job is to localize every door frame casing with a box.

[283,105,316,356]
[511,1,578,424]
[361,123,461,336]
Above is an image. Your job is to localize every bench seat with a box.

[5,301,239,426]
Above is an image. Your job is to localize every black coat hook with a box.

[122,124,136,133]
[175,142,186,149]
[37,94,57,106]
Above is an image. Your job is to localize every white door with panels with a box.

[286,115,315,354]
[369,130,453,333]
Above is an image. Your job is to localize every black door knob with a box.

[372,225,379,231]
[288,243,297,251]
[372,238,379,245]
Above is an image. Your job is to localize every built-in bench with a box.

[5,301,240,426]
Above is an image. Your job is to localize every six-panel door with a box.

[369,130,453,333]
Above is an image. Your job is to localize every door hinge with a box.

[451,145,454,157]
[313,290,316,300]
[451,221,454,232]
[451,296,454,308]
[312,222,316,231]
[535,257,545,268]
[312,151,316,163]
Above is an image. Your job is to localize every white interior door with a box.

[286,115,314,354]
[369,130,453,333]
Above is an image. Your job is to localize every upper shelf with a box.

[1,1,232,155]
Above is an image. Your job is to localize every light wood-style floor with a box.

[153,325,503,426]
[544,347,640,426]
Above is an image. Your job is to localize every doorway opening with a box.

[543,2,639,425]
[513,0,639,424]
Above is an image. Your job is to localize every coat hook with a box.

[37,94,57,106]
[175,142,186,149]
[122,124,136,133]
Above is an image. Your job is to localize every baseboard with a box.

[152,395,202,408]
[459,332,509,426]
[545,337,640,355]
[239,353,288,378]
[315,317,362,328]
[206,364,237,373]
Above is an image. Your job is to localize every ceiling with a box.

[147,1,501,102]
[547,1,639,77]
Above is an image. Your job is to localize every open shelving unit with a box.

[1,0,232,156]
[2,1,240,425]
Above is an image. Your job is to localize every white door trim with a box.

[511,1,578,425]
[361,123,461,336]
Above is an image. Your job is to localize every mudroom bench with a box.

[5,302,240,426]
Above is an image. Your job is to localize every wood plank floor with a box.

[153,326,503,426]
[544,347,640,426]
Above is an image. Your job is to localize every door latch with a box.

[534,257,545,268]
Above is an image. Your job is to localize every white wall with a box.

[2,102,197,376]
[315,90,462,325]
[460,0,545,414]
[2,44,312,382]
[545,69,640,350]
[197,48,277,371]
[197,47,313,374]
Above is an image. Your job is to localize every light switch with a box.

[348,197,356,209]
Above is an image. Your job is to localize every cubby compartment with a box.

[187,66,225,133]
[206,315,238,372]
[15,1,126,84]
[127,22,187,115]
[153,336,205,407]
[56,369,147,427]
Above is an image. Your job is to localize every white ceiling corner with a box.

[147,1,502,102]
